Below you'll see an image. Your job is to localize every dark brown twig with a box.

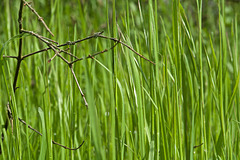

[193,143,204,149]
[52,140,85,150]
[18,118,84,150]
[13,0,24,92]
[23,0,54,36]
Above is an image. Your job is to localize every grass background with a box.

[0,0,240,159]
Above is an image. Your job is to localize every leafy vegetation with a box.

[0,0,240,159]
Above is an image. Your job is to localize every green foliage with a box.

[1,0,240,159]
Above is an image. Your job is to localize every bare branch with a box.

[41,36,58,45]
[2,55,18,59]
[21,29,69,64]
[22,47,51,59]
[193,143,204,149]
[69,66,88,108]
[97,35,155,65]
[18,118,84,150]
[13,31,155,65]
[21,30,54,45]
[69,39,120,65]
[52,140,85,150]
[48,47,79,63]
[23,0,54,36]
[18,118,42,136]
[61,31,104,46]
[13,0,24,92]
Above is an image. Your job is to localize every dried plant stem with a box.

[40,36,58,44]
[23,0,54,36]
[21,29,69,63]
[52,140,85,150]
[98,35,156,65]
[70,66,88,107]
[2,55,18,59]
[69,40,120,65]
[18,118,84,150]
[13,0,24,92]
[193,143,204,149]
[4,32,154,65]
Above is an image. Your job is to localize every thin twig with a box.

[18,118,84,150]
[61,49,79,60]
[193,143,204,149]
[69,39,120,65]
[18,118,42,136]
[22,47,50,59]
[47,32,104,62]
[69,66,88,108]
[41,36,58,45]
[21,30,54,46]
[98,35,155,65]
[52,140,85,150]
[21,30,55,47]
[48,47,78,63]
[48,48,71,63]
[2,55,18,59]
[61,31,105,46]
[21,29,69,64]
[23,0,54,36]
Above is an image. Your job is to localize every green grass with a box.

[1,0,240,159]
